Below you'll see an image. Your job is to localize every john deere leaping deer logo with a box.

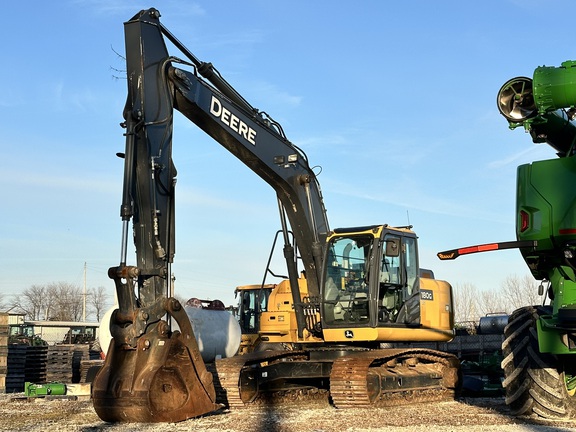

[344,330,354,339]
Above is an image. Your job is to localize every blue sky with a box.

[1,0,571,309]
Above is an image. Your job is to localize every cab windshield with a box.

[322,235,372,325]
[238,288,269,334]
[321,231,421,328]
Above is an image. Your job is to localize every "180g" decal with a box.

[420,289,434,301]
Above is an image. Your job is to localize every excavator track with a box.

[210,355,249,408]
[211,350,317,408]
[330,348,460,408]
[210,348,459,410]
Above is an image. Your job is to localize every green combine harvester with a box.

[439,61,576,419]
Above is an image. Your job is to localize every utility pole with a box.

[83,262,87,322]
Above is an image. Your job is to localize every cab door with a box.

[375,233,420,326]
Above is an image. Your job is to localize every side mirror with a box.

[386,238,400,257]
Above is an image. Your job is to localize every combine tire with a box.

[501,305,575,419]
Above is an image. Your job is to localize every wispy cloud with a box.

[0,88,24,108]
[296,133,350,149]
[1,169,116,195]
[70,1,206,18]
[177,185,270,214]
[69,0,141,16]
[296,130,433,167]
[47,80,121,113]
[505,0,541,9]
[250,81,302,108]
[199,29,264,51]
[487,144,555,169]
[326,176,507,224]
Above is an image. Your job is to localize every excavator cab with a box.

[235,284,274,354]
[321,226,421,330]
[259,225,453,346]
[320,225,453,344]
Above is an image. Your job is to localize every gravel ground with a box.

[1,395,576,432]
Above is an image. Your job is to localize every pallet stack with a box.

[46,345,76,383]
[4,342,101,392]
[6,344,27,392]
[6,344,48,393]
[46,344,96,383]
[0,313,7,393]
[25,346,47,383]
[0,346,6,393]
[80,359,104,383]
[71,346,88,383]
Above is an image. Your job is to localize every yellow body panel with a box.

[259,278,323,343]
[419,278,454,337]
[238,334,260,355]
[323,278,454,343]
[322,325,453,343]
[259,275,454,345]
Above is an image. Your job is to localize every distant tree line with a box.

[6,282,109,322]
[0,274,545,325]
[453,274,545,325]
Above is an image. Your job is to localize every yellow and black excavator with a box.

[92,8,460,423]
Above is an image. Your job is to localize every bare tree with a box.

[450,274,545,329]
[46,282,83,321]
[89,286,108,321]
[11,285,47,320]
[477,290,504,318]
[453,283,480,325]
[45,284,58,320]
[10,282,85,321]
[501,274,544,312]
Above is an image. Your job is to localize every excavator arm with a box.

[93,8,330,422]
[121,8,328,306]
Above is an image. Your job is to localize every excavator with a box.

[92,8,460,423]
[438,62,576,419]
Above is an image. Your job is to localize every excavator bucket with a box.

[92,298,220,422]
